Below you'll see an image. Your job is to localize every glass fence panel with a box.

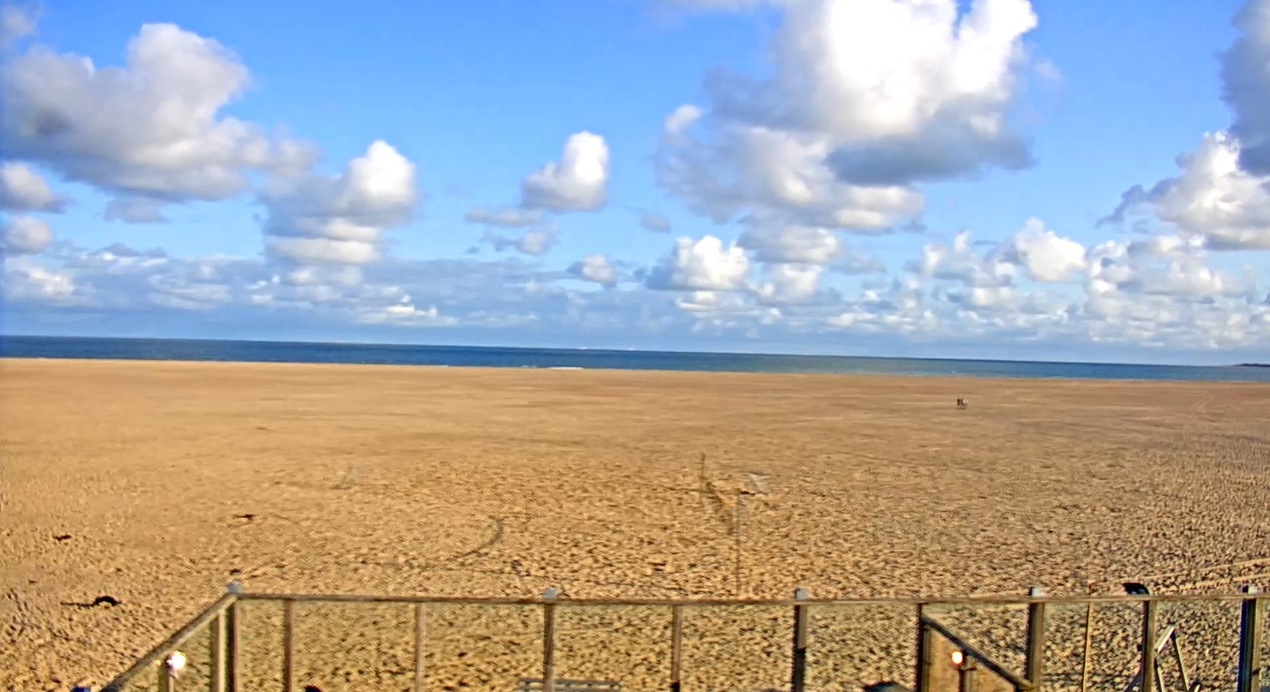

[552,604,673,692]
[423,603,544,691]
[679,604,788,691]
[288,600,415,692]
[805,603,916,691]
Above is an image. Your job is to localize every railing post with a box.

[1237,585,1263,692]
[413,602,427,692]
[1140,598,1158,692]
[1024,586,1046,689]
[282,599,295,692]
[226,582,241,692]
[790,588,809,692]
[959,659,978,692]
[211,609,227,692]
[670,605,684,692]
[542,588,559,692]
[915,604,932,692]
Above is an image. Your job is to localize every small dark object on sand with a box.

[956,397,968,409]
[53,534,72,542]
[304,686,323,692]
[91,595,121,607]
[234,513,256,522]
[1123,582,1151,596]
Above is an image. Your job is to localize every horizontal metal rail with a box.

[235,590,1261,607]
[100,593,238,692]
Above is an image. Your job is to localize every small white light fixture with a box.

[950,650,965,667]
[165,650,187,675]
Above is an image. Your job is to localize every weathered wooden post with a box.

[790,588,810,692]
[1024,586,1046,689]
[211,608,228,692]
[413,602,427,692]
[1139,597,1158,692]
[542,587,560,692]
[226,582,241,692]
[915,604,932,692]
[1080,584,1095,692]
[1237,585,1263,692]
[954,651,978,692]
[282,599,295,692]
[670,605,684,692]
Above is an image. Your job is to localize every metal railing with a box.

[91,585,1265,692]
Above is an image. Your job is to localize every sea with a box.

[3,335,1270,382]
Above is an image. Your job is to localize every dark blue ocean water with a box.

[3,335,1269,382]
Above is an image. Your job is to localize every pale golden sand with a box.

[1,358,1268,690]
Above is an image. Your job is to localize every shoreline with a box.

[8,355,1270,386]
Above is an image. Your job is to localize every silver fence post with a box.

[1140,597,1158,692]
[791,588,810,692]
[1024,586,1046,689]
[1237,585,1263,692]
[542,588,559,692]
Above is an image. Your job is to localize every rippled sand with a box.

[2,358,1268,690]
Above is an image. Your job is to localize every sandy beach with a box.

[2,358,1268,691]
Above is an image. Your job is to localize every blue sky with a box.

[3,0,1270,363]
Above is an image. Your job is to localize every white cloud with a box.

[262,140,417,267]
[104,196,167,224]
[0,162,64,212]
[913,230,1016,287]
[1000,218,1087,282]
[1107,134,1270,250]
[521,131,609,213]
[569,254,617,286]
[0,4,37,47]
[647,235,751,291]
[483,228,558,257]
[751,263,823,305]
[1223,0,1270,175]
[1,214,52,254]
[465,207,544,228]
[0,23,316,214]
[639,211,671,233]
[656,0,1040,231]
[738,225,840,264]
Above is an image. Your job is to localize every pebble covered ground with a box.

[2,359,1268,691]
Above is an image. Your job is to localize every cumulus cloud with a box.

[1,214,52,254]
[738,225,840,264]
[999,218,1087,282]
[751,263,823,305]
[639,211,672,233]
[262,140,417,267]
[0,162,64,212]
[520,131,609,213]
[1223,0,1270,175]
[465,207,544,228]
[656,0,1040,231]
[0,4,37,47]
[104,196,167,224]
[647,235,750,291]
[1106,134,1270,250]
[482,227,558,257]
[1107,3,1270,251]
[0,23,316,216]
[568,254,618,287]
